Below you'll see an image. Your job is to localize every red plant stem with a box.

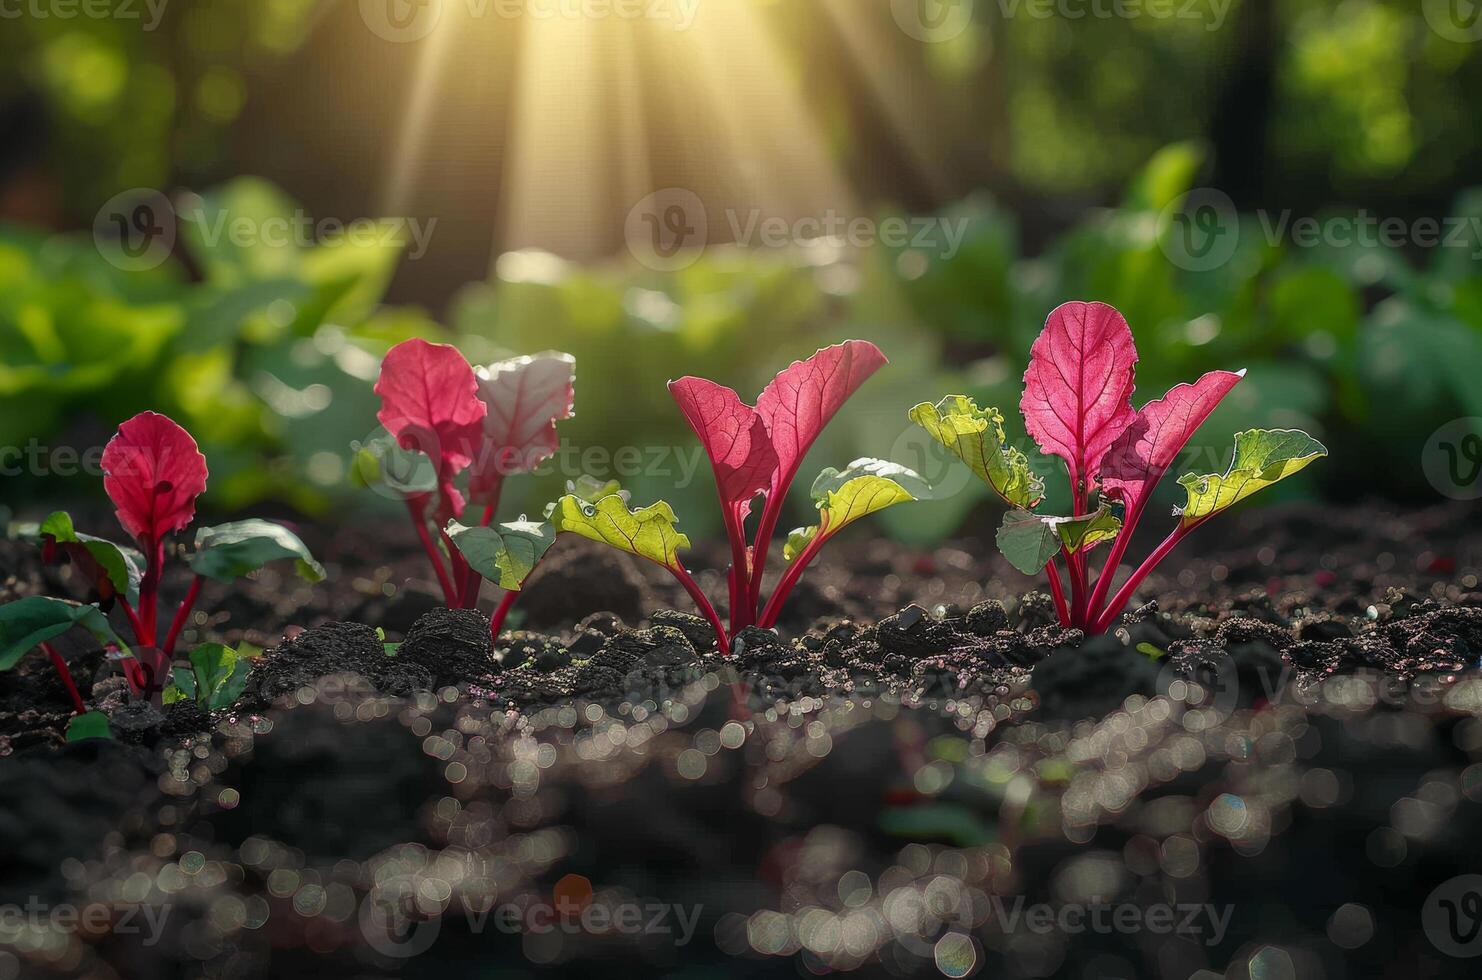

[668,563,729,652]
[407,499,457,604]
[162,575,204,657]
[1065,546,1088,629]
[442,528,476,609]
[137,535,166,645]
[747,491,786,614]
[758,526,828,630]
[1043,558,1071,627]
[488,589,521,642]
[480,478,503,528]
[118,597,146,647]
[722,508,754,634]
[42,642,86,714]
[1086,499,1144,628]
[1092,524,1193,634]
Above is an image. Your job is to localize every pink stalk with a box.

[136,536,166,645]
[758,527,828,630]
[1091,524,1192,634]
[1086,501,1143,630]
[747,500,784,613]
[42,642,86,714]
[721,507,754,634]
[118,597,146,648]
[1044,558,1071,627]
[488,589,521,642]
[669,564,729,652]
[162,575,204,657]
[407,499,457,604]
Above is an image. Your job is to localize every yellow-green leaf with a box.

[783,525,818,562]
[785,459,928,563]
[551,494,690,570]
[1177,429,1327,527]
[995,506,1122,576]
[446,519,558,590]
[909,396,1042,508]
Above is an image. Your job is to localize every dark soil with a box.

[2,500,1481,977]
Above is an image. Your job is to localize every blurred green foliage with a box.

[3,147,1480,542]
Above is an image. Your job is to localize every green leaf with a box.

[445,519,558,591]
[909,396,1042,508]
[351,434,439,496]
[996,510,1063,575]
[0,597,121,671]
[1176,429,1328,527]
[995,506,1123,576]
[552,494,690,570]
[65,711,113,742]
[786,458,929,562]
[783,525,818,562]
[1123,141,1204,214]
[37,511,143,604]
[190,520,325,583]
[183,643,252,710]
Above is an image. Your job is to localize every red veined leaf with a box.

[754,340,887,495]
[375,338,486,515]
[100,412,209,545]
[669,376,778,520]
[1101,369,1245,518]
[469,352,575,502]
[1020,301,1139,496]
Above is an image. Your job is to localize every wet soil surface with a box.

[2,501,1481,977]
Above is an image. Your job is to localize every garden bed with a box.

[1,500,1480,976]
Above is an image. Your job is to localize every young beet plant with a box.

[0,412,323,713]
[912,301,1327,635]
[491,341,930,653]
[359,338,575,635]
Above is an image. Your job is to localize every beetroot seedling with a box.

[912,301,1326,635]
[0,411,322,706]
[541,341,926,651]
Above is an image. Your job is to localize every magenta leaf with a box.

[669,376,779,520]
[1101,369,1245,517]
[375,338,487,517]
[755,340,888,496]
[100,412,209,546]
[1020,302,1139,497]
[470,352,576,502]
